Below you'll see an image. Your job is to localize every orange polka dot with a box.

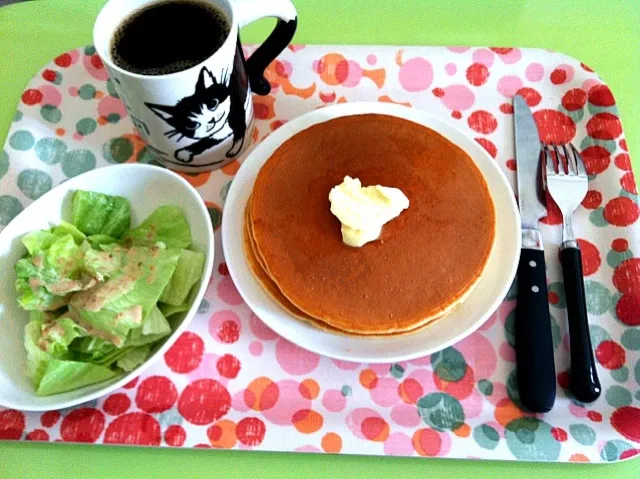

[378,95,411,107]
[569,453,590,462]
[361,417,389,442]
[321,432,342,453]
[222,160,240,175]
[292,409,323,434]
[207,420,236,449]
[299,379,320,400]
[494,398,524,427]
[337,96,348,104]
[55,128,65,136]
[412,428,441,456]
[395,50,404,66]
[97,116,107,125]
[244,377,279,411]
[123,133,146,164]
[177,170,211,187]
[251,126,260,144]
[95,91,105,99]
[359,369,378,390]
[453,423,471,438]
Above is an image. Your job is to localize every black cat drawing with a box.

[145,66,248,164]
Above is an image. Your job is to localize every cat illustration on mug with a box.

[145,66,247,164]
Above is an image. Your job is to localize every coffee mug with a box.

[94,0,297,171]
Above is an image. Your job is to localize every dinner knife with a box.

[513,95,556,413]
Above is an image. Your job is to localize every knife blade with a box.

[513,95,556,413]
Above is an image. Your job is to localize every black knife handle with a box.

[560,246,601,403]
[516,248,556,413]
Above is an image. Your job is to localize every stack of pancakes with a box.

[244,114,496,337]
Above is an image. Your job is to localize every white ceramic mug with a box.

[94,0,297,171]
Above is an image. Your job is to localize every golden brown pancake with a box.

[249,114,495,335]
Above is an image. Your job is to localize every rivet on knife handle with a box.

[515,230,556,413]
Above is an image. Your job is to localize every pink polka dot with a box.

[217,277,243,305]
[498,48,522,64]
[39,85,62,107]
[557,63,575,82]
[232,390,250,412]
[275,338,320,375]
[499,341,515,362]
[97,96,127,118]
[582,79,602,92]
[369,363,392,375]
[295,445,321,453]
[525,63,544,82]
[322,389,347,412]
[312,60,321,73]
[249,313,279,341]
[278,60,293,78]
[249,340,263,356]
[485,382,508,406]
[569,402,588,418]
[438,431,452,455]
[370,377,400,407]
[398,58,433,92]
[562,333,570,353]
[472,48,495,67]
[456,334,498,378]
[461,388,483,419]
[440,84,475,110]
[407,369,438,394]
[497,75,524,97]
[332,359,359,370]
[73,132,83,141]
[384,432,414,456]
[187,353,228,386]
[408,356,431,366]
[342,60,364,87]
[479,310,499,331]
[68,87,79,97]
[366,54,377,65]
[448,47,470,53]
[390,403,421,427]
[262,380,311,425]
[445,63,457,75]
[346,408,384,440]
[208,310,242,344]
[83,53,109,81]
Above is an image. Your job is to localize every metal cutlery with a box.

[543,143,602,403]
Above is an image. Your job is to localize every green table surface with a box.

[0,1,638,478]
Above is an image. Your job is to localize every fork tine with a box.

[571,144,588,178]
[563,144,577,176]
[543,144,556,178]
[553,144,566,175]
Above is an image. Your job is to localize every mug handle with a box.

[233,0,297,96]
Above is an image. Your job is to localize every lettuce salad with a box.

[15,190,205,396]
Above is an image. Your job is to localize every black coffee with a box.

[110,0,230,75]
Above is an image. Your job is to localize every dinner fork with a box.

[543,143,601,403]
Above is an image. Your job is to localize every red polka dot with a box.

[549,291,559,305]
[533,109,576,144]
[468,110,498,134]
[194,443,211,448]
[164,425,187,447]
[104,413,161,446]
[516,87,542,107]
[551,427,568,442]
[577,239,601,276]
[60,408,105,443]
[217,354,241,379]
[581,146,610,175]
[615,153,632,171]
[588,84,615,107]
[218,320,240,343]
[557,371,570,389]
[475,138,497,158]
[218,262,229,275]
[620,139,628,151]
[41,411,61,428]
[620,172,637,195]
[90,55,104,70]
[490,47,513,54]
[550,68,567,85]
[103,393,131,416]
[42,69,57,82]
[506,159,516,171]
[616,295,640,326]
[136,376,178,413]
[620,449,640,460]
[587,410,602,422]
[432,88,444,98]
[270,120,285,131]
[561,89,587,111]
[22,89,43,105]
[451,110,462,119]
[466,63,490,86]
[26,429,49,441]
[612,238,628,252]
[604,197,640,227]
[611,407,640,442]
[540,191,563,225]
[581,190,602,209]
[54,53,72,67]
[581,63,594,72]
[361,417,389,441]
[595,340,626,369]
[236,417,266,446]
[0,410,25,440]
[254,103,270,119]
[613,258,640,295]
[164,332,204,373]
[587,113,622,140]
[413,428,442,456]
[178,379,231,425]
[499,103,514,114]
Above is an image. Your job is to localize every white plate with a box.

[223,102,520,363]
[0,164,214,411]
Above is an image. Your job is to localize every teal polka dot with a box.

[550,314,561,350]
[417,392,464,431]
[621,329,640,350]
[136,146,161,166]
[14,110,23,122]
[35,138,67,165]
[569,424,595,446]
[208,206,222,229]
[607,249,633,269]
[389,363,404,379]
[506,369,523,410]
[431,347,467,382]
[635,391,640,401]
[61,150,96,178]
[17,169,53,200]
[585,281,615,315]
[103,137,133,163]
[580,136,616,154]
[9,130,35,150]
[197,299,209,314]
[505,278,517,300]
[600,440,636,462]
[0,195,23,225]
[548,282,566,308]
[220,180,233,203]
[589,324,611,346]
[341,385,352,397]
[40,104,62,124]
[477,379,493,396]
[106,78,120,98]
[634,359,640,388]
[84,45,96,55]
[504,309,515,347]
[605,385,632,408]
[76,118,97,136]
[589,208,608,228]
[473,424,499,450]
[78,84,97,100]
[106,113,121,124]
[505,418,560,461]
[0,150,9,180]
[610,366,629,383]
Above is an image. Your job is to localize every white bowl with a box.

[223,102,521,363]
[0,164,214,411]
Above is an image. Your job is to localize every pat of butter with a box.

[328,176,409,247]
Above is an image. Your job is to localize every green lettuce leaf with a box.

[16,277,67,311]
[83,247,124,281]
[127,306,171,346]
[38,316,87,356]
[52,221,86,244]
[87,234,118,248]
[158,302,190,318]
[125,205,191,249]
[21,230,55,255]
[116,345,151,372]
[46,234,83,278]
[160,249,205,305]
[36,360,120,396]
[72,190,131,238]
